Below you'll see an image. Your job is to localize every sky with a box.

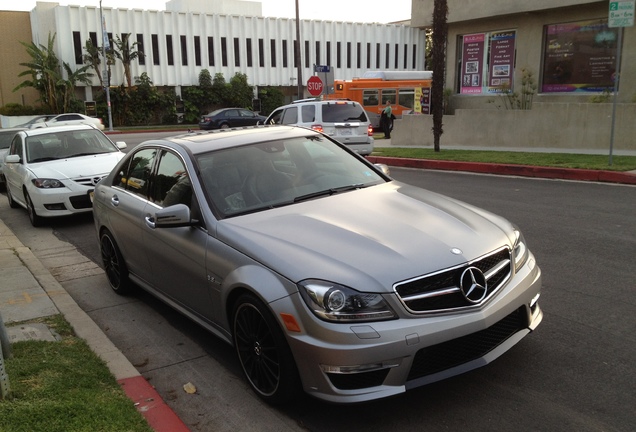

[0,0,413,23]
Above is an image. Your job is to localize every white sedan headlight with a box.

[513,228,529,272]
[299,280,397,322]
[32,178,65,188]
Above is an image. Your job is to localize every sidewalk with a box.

[0,218,190,432]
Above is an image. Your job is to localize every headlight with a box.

[513,228,529,272]
[299,279,397,322]
[32,178,65,188]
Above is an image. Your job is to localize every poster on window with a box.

[487,31,516,92]
[542,19,618,93]
[415,87,431,114]
[460,33,486,94]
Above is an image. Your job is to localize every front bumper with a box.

[274,253,542,403]
[28,183,95,217]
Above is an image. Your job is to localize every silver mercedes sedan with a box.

[93,126,542,404]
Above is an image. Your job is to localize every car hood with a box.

[217,182,516,292]
[28,152,125,179]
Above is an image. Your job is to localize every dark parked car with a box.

[93,126,542,405]
[198,108,266,130]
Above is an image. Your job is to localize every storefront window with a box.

[458,30,516,95]
[542,19,618,93]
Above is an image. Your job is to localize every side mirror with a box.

[374,163,390,176]
[116,142,127,149]
[154,204,196,228]
[5,154,20,164]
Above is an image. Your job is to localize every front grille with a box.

[69,194,92,209]
[327,368,390,390]
[394,247,511,314]
[407,307,527,381]
[73,175,106,187]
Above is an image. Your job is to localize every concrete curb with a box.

[367,156,636,185]
[0,221,190,432]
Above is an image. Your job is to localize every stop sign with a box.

[307,75,324,96]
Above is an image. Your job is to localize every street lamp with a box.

[99,0,114,131]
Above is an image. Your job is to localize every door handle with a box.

[145,215,156,229]
[110,195,120,206]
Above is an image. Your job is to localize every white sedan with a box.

[3,125,126,226]
[17,113,105,130]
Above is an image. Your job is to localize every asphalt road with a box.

[2,153,635,431]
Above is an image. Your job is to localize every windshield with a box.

[196,135,386,218]
[26,129,118,163]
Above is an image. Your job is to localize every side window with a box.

[9,135,23,159]
[281,107,298,125]
[152,150,192,208]
[114,148,157,198]
[363,89,379,106]
[381,89,397,105]
[267,109,284,124]
[301,105,315,122]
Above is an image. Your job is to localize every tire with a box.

[232,294,300,405]
[100,229,134,295]
[220,123,230,129]
[24,191,43,227]
[7,186,19,208]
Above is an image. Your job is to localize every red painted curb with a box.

[118,376,191,432]
[367,156,636,185]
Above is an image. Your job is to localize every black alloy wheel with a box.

[100,229,133,295]
[233,294,300,405]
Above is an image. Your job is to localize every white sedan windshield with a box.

[27,130,118,163]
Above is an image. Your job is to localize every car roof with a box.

[280,99,363,109]
[22,124,97,136]
[143,125,320,155]
[0,127,27,134]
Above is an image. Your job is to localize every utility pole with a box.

[295,0,303,100]
[100,1,114,131]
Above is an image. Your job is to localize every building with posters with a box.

[396,0,635,152]
[411,0,635,108]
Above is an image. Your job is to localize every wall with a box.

[411,0,601,27]
[0,11,39,107]
[392,103,636,153]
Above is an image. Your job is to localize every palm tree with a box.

[14,33,62,112]
[431,0,448,152]
[59,62,94,112]
[112,33,144,88]
[82,38,102,87]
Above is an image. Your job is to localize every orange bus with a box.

[327,71,433,129]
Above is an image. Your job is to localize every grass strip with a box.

[0,315,153,432]
[371,147,636,172]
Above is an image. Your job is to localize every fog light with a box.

[44,203,67,211]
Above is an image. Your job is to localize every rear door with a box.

[321,102,369,144]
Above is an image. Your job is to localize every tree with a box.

[228,73,254,108]
[15,32,92,114]
[211,73,229,105]
[82,38,102,87]
[431,0,448,152]
[14,33,61,112]
[59,62,93,112]
[112,33,144,88]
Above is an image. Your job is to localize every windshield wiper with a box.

[294,184,366,203]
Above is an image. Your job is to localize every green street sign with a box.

[609,0,635,27]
